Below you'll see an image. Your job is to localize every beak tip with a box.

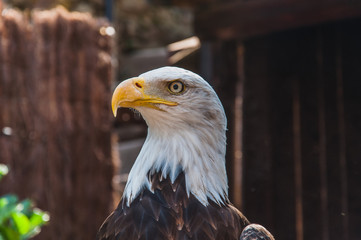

[112,106,118,118]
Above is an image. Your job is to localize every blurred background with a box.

[0,0,361,239]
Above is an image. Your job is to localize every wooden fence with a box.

[0,7,114,239]
[201,18,361,240]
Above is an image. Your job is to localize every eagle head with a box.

[111,67,228,206]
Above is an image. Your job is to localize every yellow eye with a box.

[168,81,185,94]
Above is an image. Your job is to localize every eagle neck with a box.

[123,125,229,207]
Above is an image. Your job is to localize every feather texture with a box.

[97,172,249,240]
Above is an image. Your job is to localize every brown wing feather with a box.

[97,172,250,240]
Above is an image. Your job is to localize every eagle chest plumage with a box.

[97,172,249,240]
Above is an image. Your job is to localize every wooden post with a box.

[232,44,245,209]
[292,77,303,240]
[0,8,113,239]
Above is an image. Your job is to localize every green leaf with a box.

[0,195,18,208]
[0,164,49,239]
[23,210,49,239]
[17,199,32,216]
[15,199,34,217]
[0,225,20,240]
[29,211,46,227]
[22,227,41,239]
[0,195,18,223]
[11,212,30,235]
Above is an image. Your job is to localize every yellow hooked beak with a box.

[111,77,178,117]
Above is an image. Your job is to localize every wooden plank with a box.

[293,77,303,240]
[316,30,330,240]
[266,34,297,240]
[335,26,349,240]
[242,37,274,232]
[195,0,361,41]
[297,28,323,240]
[338,19,361,240]
[232,44,245,209]
[322,24,344,240]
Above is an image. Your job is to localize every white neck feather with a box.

[123,109,229,206]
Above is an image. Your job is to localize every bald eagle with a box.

[97,67,274,240]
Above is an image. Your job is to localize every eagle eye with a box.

[168,81,185,94]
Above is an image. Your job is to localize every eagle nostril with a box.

[135,82,142,89]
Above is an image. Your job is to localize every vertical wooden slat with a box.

[340,19,361,240]
[232,43,245,209]
[317,30,329,240]
[270,39,296,240]
[298,29,325,240]
[335,27,349,240]
[243,36,273,230]
[322,24,344,240]
[292,77,304,240]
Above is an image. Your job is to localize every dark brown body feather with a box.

[97,172,250,240]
